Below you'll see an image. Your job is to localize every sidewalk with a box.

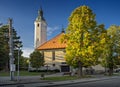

[0,73,63,86]
[0,76,50,86]
[0,73,119,87]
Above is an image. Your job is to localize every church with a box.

[34,8,70,72]
[34,8,104,73]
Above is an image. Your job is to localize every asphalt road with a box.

[2,77,120,87]
[54,77,120,87]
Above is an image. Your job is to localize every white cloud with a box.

[22,47,34,57]
[47,26,59,36]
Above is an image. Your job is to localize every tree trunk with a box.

[5,62,9,71]
[4,60,9,72]
[109,68,113,76]
[36,68,38,72]
[108,56,113,76]
[78,61,83,77]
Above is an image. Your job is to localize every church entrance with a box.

[61,65,70,72]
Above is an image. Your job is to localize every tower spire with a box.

[61,25,65,33]
[36,7,45,21]
[38,7,43,17]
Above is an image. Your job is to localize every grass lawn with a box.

[104,72,120,76]
[41,75,91,81]
[0,71,93,81]
[0,71,53,76]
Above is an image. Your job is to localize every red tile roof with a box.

[37,32,66,50]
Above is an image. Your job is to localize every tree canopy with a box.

[30,50,44,71]
[101,25,120,75]
[0,25,23,71]
[62,5,106,77]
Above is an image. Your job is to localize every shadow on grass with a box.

[41,75,91,81]
[0,71,57,76]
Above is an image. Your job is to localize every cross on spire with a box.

[38,7,43,17]
[61,25,65,33]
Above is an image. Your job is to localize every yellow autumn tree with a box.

[62,6,106,77]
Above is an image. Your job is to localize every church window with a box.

[52,51,55,60]
[37,23,39,27]
[63,50,66,53]
[61,62,66,64]
[53,64,55,67]
[37,38,39,41]
[41,51,44,58]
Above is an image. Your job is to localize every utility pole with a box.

[17,45,20,81]
[8,18,15,81]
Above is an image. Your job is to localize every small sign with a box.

[10,64,16,71]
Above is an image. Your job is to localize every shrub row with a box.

[29,69,60,72]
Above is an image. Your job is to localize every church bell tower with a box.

[34,8,47,49]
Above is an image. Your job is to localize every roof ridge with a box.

[37,32,65,50]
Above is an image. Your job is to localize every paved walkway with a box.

[0,73,63,85]
[0,73,119,87]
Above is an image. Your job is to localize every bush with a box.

[29,69,60,72]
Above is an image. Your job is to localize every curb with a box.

[37,76,118,87]
[0,80,50,86]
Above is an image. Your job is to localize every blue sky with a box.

[0,0,120,57]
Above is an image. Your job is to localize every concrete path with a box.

[0,73,63,86]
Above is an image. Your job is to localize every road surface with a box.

[54,77,120,87]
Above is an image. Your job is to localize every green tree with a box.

[0,25,23,71]
[0,25,9,71]
[62,6,106,77]
[18,56,29,70]
[101,25,120,75]
[30,50,44,71]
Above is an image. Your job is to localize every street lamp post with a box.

[17,42,22,81]
[17,46,20,81]
[8,18,15,81]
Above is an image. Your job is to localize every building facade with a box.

[37,32,70,72]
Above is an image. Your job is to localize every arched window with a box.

[52,51,55,60]
[37,23,39,27]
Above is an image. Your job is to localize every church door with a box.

[61,65,70,72]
